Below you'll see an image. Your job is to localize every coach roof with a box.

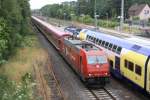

[82,29,150,56]
[32,16,70,38]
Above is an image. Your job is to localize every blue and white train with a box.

[79,29,150,94]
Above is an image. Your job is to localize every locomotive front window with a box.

[87,56,97,64]
[87,56,107,64]
[97,56,107,64]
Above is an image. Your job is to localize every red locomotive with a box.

[32,16,110,85]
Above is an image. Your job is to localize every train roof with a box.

[81,29,150,56]
[64,37,100,52]
[32,16,70,38]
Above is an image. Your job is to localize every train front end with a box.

[85,50,110,85]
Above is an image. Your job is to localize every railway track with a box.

[84,87,118,100]
[44,59,65,100]
[32,24,65,100]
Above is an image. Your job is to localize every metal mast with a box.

[94,0,97,29]
[120,0,124,31]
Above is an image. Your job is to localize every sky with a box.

[30,0,77,9]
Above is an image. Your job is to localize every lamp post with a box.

[63,13,66,26]
[81,14,85,24]
[106,13,108,27]
[64,13,66,21]
[94,0,97,29]
[120,0,124,31]
[70,13,75,26]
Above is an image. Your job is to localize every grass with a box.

[0,34,49,100]
[122,25,141,34]
[0,35,39,81]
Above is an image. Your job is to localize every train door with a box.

[79,56,84,80]
[115,56,120,72]
[146,56,150,93]
[80,56,83,74]
[58,40,62,50]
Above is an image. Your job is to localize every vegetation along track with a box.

[32,24,65,100]
[33,61,49,100]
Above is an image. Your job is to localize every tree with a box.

[40,0,150,20]
[0,18,10,63]
[0,0,31,64]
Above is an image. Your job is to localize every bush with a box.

[0,73,33,100]
[83,15,93,24]
[0,18,10,64]
[71,15,78,21]
[78,15,93,24]
[98,20,119,28]
[132,16,140,21]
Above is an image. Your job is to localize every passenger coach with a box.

[79,29,150,93]
[32,16,70,50]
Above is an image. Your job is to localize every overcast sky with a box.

[30,0,77,9]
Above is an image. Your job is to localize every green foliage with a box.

[20,35,39,48]
[132,16,140,21]
[41,3,75,20]
[40,0,150,20]
[78,15,93,24]
[98,20,119,28]
[0,73,33,100]
[0,18,10,64]
[0,0,31,64]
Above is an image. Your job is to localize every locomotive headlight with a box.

[105,73,108,75]
[89,74,92,77]
[96,65,100,68]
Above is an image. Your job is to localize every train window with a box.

[117,47,122,54]
[92,37,94,41]
[135,64,142,76]
[87,35,89,40]
[98,40,102,45]
[102,41,105,47]
[112,45,117,52]
[90,36,92,41]
[89,36,91,40]
[93,37,96,43]
[90,36,92,40]
[125,60,128,68]
[96,38,99,44]
[128,61,134,71]
[108,43,113,50]
[88,36,91,40]
[105,42,109,48]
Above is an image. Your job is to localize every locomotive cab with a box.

[80,43,110,85]
[87,54,109,77]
